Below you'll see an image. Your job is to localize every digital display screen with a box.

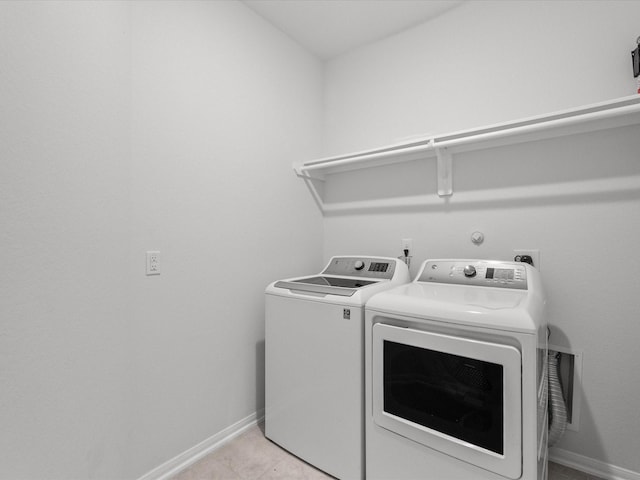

[369,262,389,273]
[485,268,514,280]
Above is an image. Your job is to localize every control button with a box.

[463,265,477,277]
[354,261,365,271]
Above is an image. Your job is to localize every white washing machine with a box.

[365,259,548,480]
[265,256,410,480]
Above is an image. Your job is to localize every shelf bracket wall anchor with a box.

[293,163,325,181]
[435,146,453,196]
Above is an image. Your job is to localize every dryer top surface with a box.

[366,259,545,333]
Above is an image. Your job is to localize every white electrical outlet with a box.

[513,249,540,269]
[401,238,413,252]
[146,251,161,275]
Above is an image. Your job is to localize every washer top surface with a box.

[266,255,411,305]
[366,259,545,333]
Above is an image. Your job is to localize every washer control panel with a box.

[417,260,528,289]
[322,256,397,280]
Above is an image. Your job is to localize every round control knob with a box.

[463,265,477,277]
[354,261,365,271]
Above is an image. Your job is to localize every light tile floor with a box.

[172,424,603,480]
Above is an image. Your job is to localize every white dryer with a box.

[365,259,548,480]
[265,256,410,480]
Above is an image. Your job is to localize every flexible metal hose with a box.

[548,350,567,447]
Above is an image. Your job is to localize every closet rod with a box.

[433,102,640,149]
[298,140,433,173]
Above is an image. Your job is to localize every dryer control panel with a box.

[417,260,528,290]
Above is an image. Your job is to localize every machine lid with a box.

[292,276,377,288]
[273,276,378,297]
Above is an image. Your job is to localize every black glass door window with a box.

[383,340,504,454]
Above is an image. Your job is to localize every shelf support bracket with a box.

[293,164,326,212]
[435,146,453,196]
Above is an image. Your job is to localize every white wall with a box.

[0,1,323,478]
[5,0,638,477]
[128,1,323,477]
[323,0,640,475]
[324,0,639,154]
[0,1,132,478]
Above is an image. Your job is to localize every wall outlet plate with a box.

[146,251,161,275]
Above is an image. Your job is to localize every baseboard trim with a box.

[138,410,265,480]
[138,422,640,480]
[550,447,640,480]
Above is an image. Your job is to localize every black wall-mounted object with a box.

[514,255,534,266]
[633,36,640,78]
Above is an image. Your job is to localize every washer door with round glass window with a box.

[372,323,522,479]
